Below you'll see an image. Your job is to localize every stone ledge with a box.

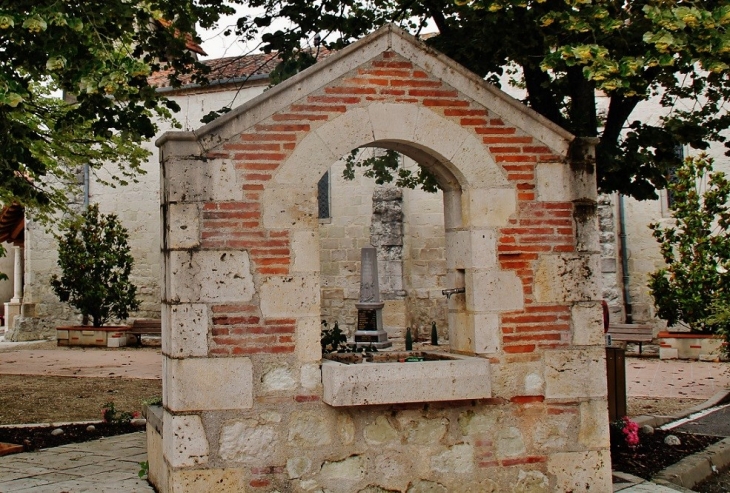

[321,352,490,406]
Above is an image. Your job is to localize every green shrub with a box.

[51,204,140,327]
[649,154,730,338]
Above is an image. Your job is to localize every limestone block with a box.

[218,419,277,463]
[445,231,469,270]
[473,312,500,354]
[579,399,610,449]
[574,209,600,253]
[315,107,375,158]
[458,409,501,436]
[468,270,524,312]
[260,275,319,318]
[275,131,336,185]
[287,456,312,479]
[431,443,474,474]
[495,427,526,458]
[167,203,200,250]
[536,163,571,202]
[407,479,448,493]
[571,302,604,346]
[364,416,400,446]
[300,363,321,390]
[660,347,679,360]
[165,357,253,412]
[370,449,410,489]
[369,103,417,142]
[169,468,247,493]
[533,411,577,451]
[262,365,297,392]
[382,300,407,334]
[288,410,332,447]
[163,413,209,468]
[146,419,167,493]
[544,348,607,400]
[570,158,599,203]
[262,185,318,230]
[164,304,208,358]
[292,230,320,273]
[167,251,255,304]
[405,417,449,445]
[447,310,470,354]
[322,354,491,406]
[514,470,549,493]
[297,317,323,363]
[533,254,601,303]
[443,190,464,230]
[547,450,612,492]
[414,106,470,161]
[451,133,508,189]
[524,372,545,395]
[165,159,240,204]
[320,455,365,480]
[338,414,355,445]
[464,188,516,228]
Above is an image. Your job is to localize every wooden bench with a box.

[607,324,654,355]
[128,319,162,346]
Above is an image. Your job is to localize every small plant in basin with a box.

[51,204,140,327]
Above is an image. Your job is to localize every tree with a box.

[0,1,238,219]
[51,204,140,327]
[649,153,730,334]
[229,0,730,200]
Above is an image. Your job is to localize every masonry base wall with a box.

[154,367,611,492]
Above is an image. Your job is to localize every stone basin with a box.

[321,351,491,406]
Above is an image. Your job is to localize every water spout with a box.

[442,287,465,299]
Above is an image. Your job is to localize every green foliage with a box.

[101,401,138,424]
[141,396,163,407]
[649,154,730,336]
[233,0,730,200]
[0,1,238,220]
[321,320,349,354]
[138,461,149,479]
[51,204,140,327]
[343,149,439,192]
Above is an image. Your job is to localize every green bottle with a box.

[405,327,413,351]
[431,321,438,346]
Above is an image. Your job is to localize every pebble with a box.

[51,428,64,436]
[664,434,681,446]
[641,425,655,435]
[86,425,96,432]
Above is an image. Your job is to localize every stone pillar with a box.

[4,245,23,330]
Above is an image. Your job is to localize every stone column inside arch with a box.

[370,186,407,340]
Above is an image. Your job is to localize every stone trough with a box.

[322,351,491,406]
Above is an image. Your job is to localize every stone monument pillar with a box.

[354,246,391,349]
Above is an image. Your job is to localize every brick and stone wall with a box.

[156,25,610,492]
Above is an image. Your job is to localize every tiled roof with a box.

[156,19,207,56]
[149,49,332,91]
[0,203,24,245]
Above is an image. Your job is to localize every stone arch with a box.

[268,101,519,353]
[154,24,611,493]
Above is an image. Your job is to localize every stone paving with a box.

[0,432,152,492]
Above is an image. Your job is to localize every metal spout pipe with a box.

[442,287,465,299]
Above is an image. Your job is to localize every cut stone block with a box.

[322,352,490,406]
[165,357,253,412]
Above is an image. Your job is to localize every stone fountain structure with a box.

[149,24,610,492]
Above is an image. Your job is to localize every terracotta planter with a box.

[56,325,131,347]
[657,331,725,361]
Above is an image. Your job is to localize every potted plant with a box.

[51,204,140,346]
[649,154,729,360]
